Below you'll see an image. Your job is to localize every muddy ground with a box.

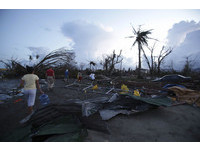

[0,78,200,142]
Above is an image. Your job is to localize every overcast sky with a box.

[0,9,200,70]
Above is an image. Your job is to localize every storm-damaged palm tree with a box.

[89,61,96,71]
[29,55,33,62]
[127,24,153,78]
[36,54,40,60]
[1,48,77,78]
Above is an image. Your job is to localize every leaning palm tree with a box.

[127,24,153,78]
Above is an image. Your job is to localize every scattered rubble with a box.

[1,76,200,142]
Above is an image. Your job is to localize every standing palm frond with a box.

[127,24,153,78]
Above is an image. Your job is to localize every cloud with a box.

[122,56,136,69]
[44,27,52,32]
[167,20,200,47]
[165,20,200,70]
[61,20,114,63]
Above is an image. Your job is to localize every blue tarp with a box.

[163,84,186,89]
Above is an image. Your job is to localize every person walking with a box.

[64,69,69,82]
[77,71,83,82]
[46,68,55,91]
[18,66,43,123]
[89,73,95,81]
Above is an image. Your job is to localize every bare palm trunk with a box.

[138,43,141,78]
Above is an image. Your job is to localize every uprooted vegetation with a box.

[0,47,77,78]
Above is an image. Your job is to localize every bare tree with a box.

[142,43,173,75]
[100,56,109,71]
[100,50,123,75]
[108,50,123,73]
[0,58,26,77]
[157,46,173,74]
[142,42,156,75]
[181,55,198,76]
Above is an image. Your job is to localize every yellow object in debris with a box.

[134,89,140,96]
[120,84,129,94]
[92,84,98,90]
[168,96,176,101]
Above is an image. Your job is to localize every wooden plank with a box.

[105,88,115,94]
[82,85,93,91]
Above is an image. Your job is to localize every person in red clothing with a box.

[77,71,82,82]
[46,68,55,91]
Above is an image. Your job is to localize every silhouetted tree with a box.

[89,61,96,71]
[182,56,193,76]
[0,58,26,77]
[127,24,153,78]
[36,54,39,59]
[157,46,173,74]
[100,50,123,75]
[142,43,173,75]
[142,42,156,75]
[34,47,76,71]
[1,47,77,78]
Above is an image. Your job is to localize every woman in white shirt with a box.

[18,66,43,116]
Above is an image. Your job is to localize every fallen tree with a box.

[0,47,77,78]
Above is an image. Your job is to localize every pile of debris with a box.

[3,88,188,142]
[0,88,24,104]
[3,77,200,142]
